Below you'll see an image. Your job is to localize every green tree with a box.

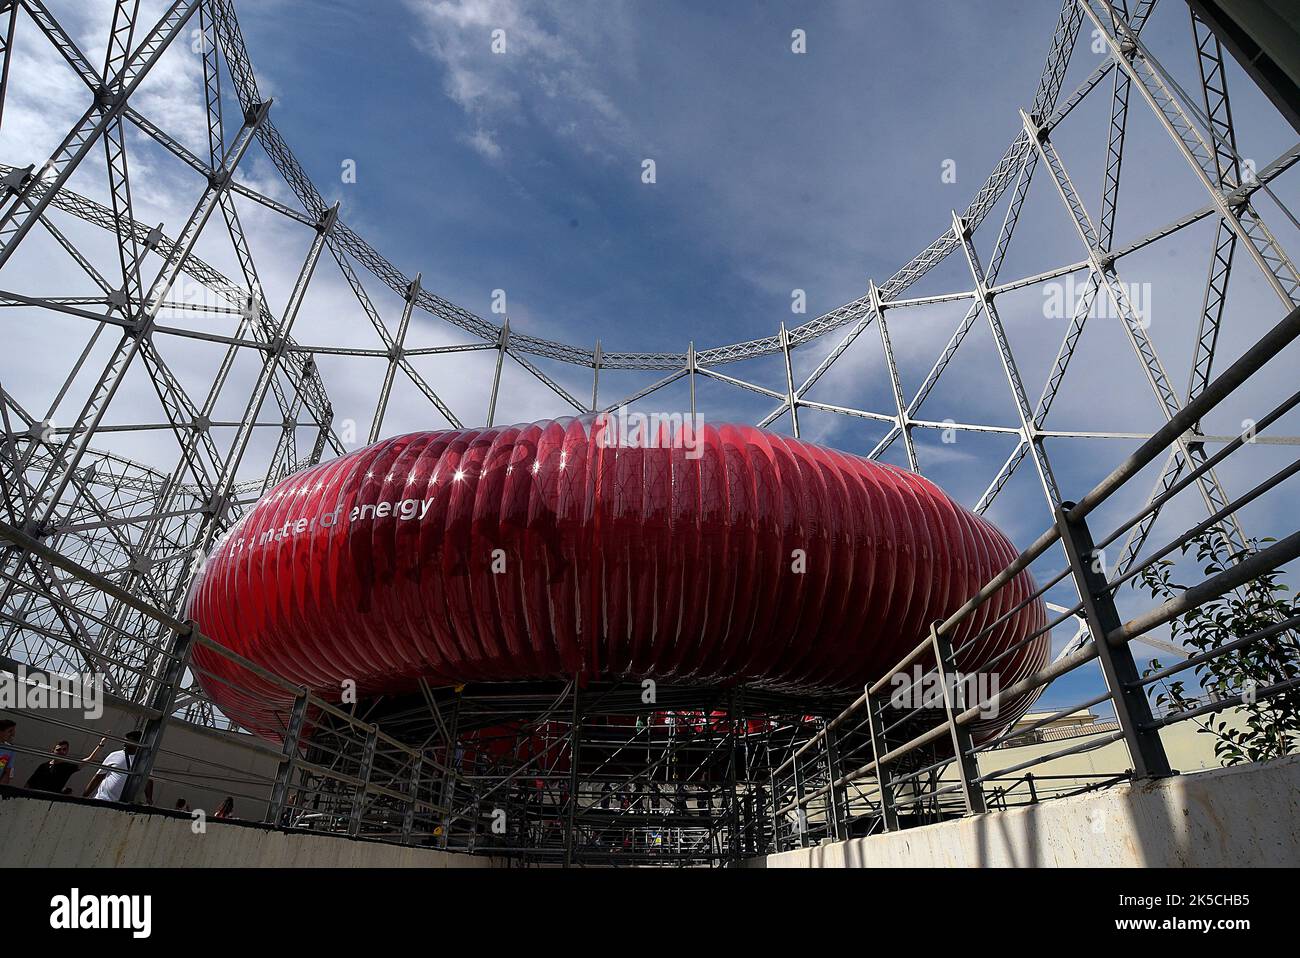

[1136,531,1300,766]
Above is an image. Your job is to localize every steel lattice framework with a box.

[1,0,1298,732]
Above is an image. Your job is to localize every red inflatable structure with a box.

[184,417,1048,735]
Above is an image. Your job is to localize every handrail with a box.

[771,301,1300,805]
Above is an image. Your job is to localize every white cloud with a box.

[461,127,503,160]
[402,0,636,162]
[0,0,575,507]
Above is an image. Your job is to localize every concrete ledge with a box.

[0,790,502,868]
[756,754,1300,867]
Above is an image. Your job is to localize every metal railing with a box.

[0,515,460,847]
[769,301,1300,853]
[0,523,781,863]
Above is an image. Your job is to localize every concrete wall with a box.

[0,791,502,868]
[755,753,1300,867]
[922,712,1251,806]
[1,694,283,819]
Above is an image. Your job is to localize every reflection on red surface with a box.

[185,418,1048,735]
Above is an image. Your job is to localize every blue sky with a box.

[234,0,1069,353]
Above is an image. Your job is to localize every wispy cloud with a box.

[401,0,637,163]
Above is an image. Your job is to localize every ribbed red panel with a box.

[184,419,1048,735]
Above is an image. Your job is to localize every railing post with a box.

[266,686,309,825]
[1025,771,1039,804]
[929,622,987,815]
[348,723,378,837]
[121,620,193,804]
[862,685,899,831]
[1056,502,1173,778]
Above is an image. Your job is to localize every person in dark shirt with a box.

[25,736,107,794]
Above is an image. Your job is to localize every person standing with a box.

[25,736,108,794]
[82,730,153,804]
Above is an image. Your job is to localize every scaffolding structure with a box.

[1,0,1299,866]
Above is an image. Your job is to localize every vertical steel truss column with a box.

[1,89,274,693]
[1021,108,1247,555]
[998,0,1133,481]
[267,687,309,826]
[195,4,332,486]
[102,1,143,331]
[1096,0,1132,246]
[1114,8,1244,573]
[0,0,200,265]
[11,7,318,503]
[121,620,194,803]
[862,685,899,831]
[887,0,1148,505]
[590,340,602,412]
[348,723,379,837]
[369,273,422,444]
[1080,0,1300,307]
[88,2,229,648]
[764,0,1084,435]
[0,97,273,600]
[908,0,1154,495]
[1056,502,1172,778]
[929,623,986,815]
